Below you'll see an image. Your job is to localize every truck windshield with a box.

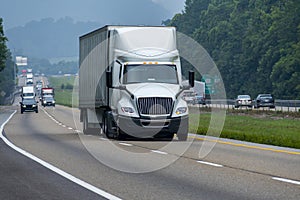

[23,93,34,97]
[123,64,178,84]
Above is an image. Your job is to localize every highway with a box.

[1,101,299,199]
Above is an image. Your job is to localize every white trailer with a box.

[79,25,194,140]
[21,86,35,99]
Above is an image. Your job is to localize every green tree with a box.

[167,0,300,99]
[0,18,15,104]
[0,18,8,72]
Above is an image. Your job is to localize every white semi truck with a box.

[79,26,194,140]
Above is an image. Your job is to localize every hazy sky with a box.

[1,0,186,30]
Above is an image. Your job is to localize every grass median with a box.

[48,76,78,107]
[189,108,300,149]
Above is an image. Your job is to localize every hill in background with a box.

[6,17,101,60]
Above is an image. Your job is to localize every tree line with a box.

[0,18,15,104]
[167,0,300,99]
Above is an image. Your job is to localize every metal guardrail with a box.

[193,99,300,112]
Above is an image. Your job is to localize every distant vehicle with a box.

[195,94,206,105]
[20,98,38,114]
[21,86,35,100]
[21,69,27,77]
[26,73,33,79]
[253,94,275,109]
[26,78,34,85]
[42,95,55,107]
[41,87,54,99]
[182,89,196,104]
[235,95,252,108]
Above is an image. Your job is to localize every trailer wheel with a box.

[83,114,89,134]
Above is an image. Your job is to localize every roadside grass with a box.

[189,111,300,149]
[48,76,78,107]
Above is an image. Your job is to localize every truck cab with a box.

[79,26,194,140]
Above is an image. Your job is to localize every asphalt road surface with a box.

[1,104,300,200]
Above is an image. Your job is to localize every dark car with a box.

[20,98,38,114]
[195,94,206,105]
[42,95,56,107]
[254,94,275,109]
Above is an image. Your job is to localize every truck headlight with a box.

[52,101,55,103]
[121,107,135,114]
[22,105,26,108]
[43,101,47,104]
[175,107,187,115]
[32,105,36,107]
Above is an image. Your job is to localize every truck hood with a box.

[125,83,180,99]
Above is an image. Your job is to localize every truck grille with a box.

[138,97,173,115]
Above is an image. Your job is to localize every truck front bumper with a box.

[118,115,188,138]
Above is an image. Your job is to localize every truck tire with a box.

[103,112,124,140]
[83,114,89,134]
[177,132,188,141]
[177,119,188,141]
[102,112,113,139]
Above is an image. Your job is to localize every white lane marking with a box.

[100,138,109,141]
[272,177,300,185]
[75,130,82,133]
[0,111,122,200]
[197,160,223,167]
[151,150,168,155]
[118,142,133,147]
[68,127,73,130]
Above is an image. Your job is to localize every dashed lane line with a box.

[272,177,300,186]
[197,160,223,168]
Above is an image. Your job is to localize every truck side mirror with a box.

[106,71,112,88]
[189,70,195,88]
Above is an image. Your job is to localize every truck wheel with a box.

[21,109,23,114]
[177,119,188,141]
[103,113,114,139]
[35,109,38,113]
[103,112,123,140]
